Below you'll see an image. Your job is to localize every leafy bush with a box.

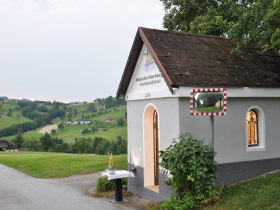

[95,177,128,193]
[160,193,197,210]
[160,133,218,209]
[95,177,114,193]
[81,128,91,134]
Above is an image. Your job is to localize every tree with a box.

[73,108,78,117]
[87,103,97,112]
[23,139,42,151]
[13,133,24,149]
[81,128,91,134]
[72,138,92,153]
[160,0,280,53]
[7,109,12,117]
[58,123,64,130]
[117,118,125,126]
[91,126,98,133]
[40,133,53,152]
[0,102,3,117]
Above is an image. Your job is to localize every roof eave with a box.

[116,27,175,98]
[116,29,143,98]
[138,27,174,93]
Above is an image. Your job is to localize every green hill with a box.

[0,97,127,144]
[0,100,33,129]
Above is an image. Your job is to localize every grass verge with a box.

[204,171,280,209]
[148,171,280,209]
[0,152,127,178]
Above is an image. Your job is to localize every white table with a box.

[101,170,134,202]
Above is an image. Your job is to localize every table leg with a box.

[114,178,123,202]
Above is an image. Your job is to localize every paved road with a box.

[0,164,140,210]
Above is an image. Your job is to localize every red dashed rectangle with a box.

[190,88,227,116]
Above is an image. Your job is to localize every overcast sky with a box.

[0,0,164,102]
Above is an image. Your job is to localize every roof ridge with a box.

[139,27,230,41]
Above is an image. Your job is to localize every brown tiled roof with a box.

[117,27,280,97]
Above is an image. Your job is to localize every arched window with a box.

[247,110,259,146]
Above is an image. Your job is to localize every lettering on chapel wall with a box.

[135,54,163,87]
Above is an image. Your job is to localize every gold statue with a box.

[108,152,113,166]
[107,151,115,174]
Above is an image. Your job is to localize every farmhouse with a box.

[105,119,114,123]
[117,27,280,201]
[0,140,17,151]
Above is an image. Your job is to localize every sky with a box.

[0,0,164,102]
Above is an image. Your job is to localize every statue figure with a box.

[107,151,115,174]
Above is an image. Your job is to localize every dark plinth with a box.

[114,178,123,202]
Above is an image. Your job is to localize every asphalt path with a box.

[0,164,138,210]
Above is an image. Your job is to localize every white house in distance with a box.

[117,27,280,201]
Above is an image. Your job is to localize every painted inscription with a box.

[135,73,162,87]
[133,52,164,89]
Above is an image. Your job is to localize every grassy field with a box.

[93,106,126,122]
[0,116,32,129]
[0,152,127,178]
[70,103,88,112]
[150,171,280,209]
[195,107,223,113]
[0,100,33,129]
[4,130,43,142]
[53,125,127,143]
[4,122,127,143]
[204,171,280,209]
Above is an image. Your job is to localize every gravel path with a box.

[39,124,58,134]
[0,164,149,210]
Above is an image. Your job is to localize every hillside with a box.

[0,97,127,147]
[51,103,127,142]
[0,100,32,129]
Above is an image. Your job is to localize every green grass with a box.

[0,152,127,178]
[93,105,126,122]
[195,107,223,113]
[204,172,280,209]
[53,125,127,143]
[4,130,43,142]
[148,172,280,209]
[1,100,18,111]
[0,115,32,129]
[70,103,88,112]
[0,100,33,129]
[52,104,127,143]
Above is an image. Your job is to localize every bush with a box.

[160,193,197,210]
[95,177,114,193]
[160,133,218,209]
[95,177,128,194]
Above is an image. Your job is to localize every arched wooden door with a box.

[153,110,159,185]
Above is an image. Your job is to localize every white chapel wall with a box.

[178,97,280,164]
[127,97,180,169]
[126,44,173,101]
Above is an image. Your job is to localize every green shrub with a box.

[160,193,197,210]
[95,176,114,193]
[95,177,128,193]
[160,133,218,208]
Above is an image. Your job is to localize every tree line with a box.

[13,133,127,155]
